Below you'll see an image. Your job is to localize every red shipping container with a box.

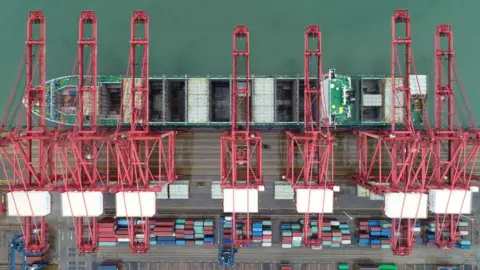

[359,234,369,238]
[370,244,381,248]
[98,223,115,228]
[99,237,117,242]
[322,222,330,226]
[359,221,369,226]
[186,240,194,245]
[204,242,214,246]
[176,233,184,238]
[459,227,469,231]
[156,227,174,232]
[253,236,262,241]
[155,221,174,226]
[359,225,369,231]
[184,230,194,234]
[155,231,174,237]
[292,232,302,237]
[224,229,232,233]
[323,232,332,237]
[332,232,342,237]
[262,235,272,241]
[322,236,332,241]
[370,226,381,232]
[204,229,214,234]
[184,225,194,229]
[332,240,341,245]
[342,235,351,240]
[99,232,117,237]
[381,239,391,244]
[175,229,184,234]
[99,227,115,232]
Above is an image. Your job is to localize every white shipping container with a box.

[341,240,351,245]
[331,221,340,226]
[117,238,130,242]
[413,227,421,232]
[262,242,272,247]
[293,237,303,241]
[282,244,292,248]
[253,239,262,243]
[460,231,469,236]
[262,239,272,242]
[263,230,272,235]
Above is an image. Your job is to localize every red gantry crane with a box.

[284,25,335,248]
[0,11,51,254]
[220,25,264,247]
[56,11,110,253]
[353,10,432,256]
[428,24,479,248]
[111,11,178,254]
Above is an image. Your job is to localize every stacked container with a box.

[457,221,471,249]
[261,220,272,247]
[173,218,215,246]
[98,218,117,247]
[357,220,392,249]
[425,220,471,249]
[280,222,302,248]
[222,217,234,249]
[116,218,129,245]
[250,220,272,247]
[155,218,175,245]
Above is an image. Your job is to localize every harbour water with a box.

[0,0,478,118]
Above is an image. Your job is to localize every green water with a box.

[0,0,478,120]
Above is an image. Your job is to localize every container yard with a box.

[0,3,479,270]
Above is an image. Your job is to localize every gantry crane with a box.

[428,24,479,248]
[56,11,109,253]
[353,10,432,256]
[220,25,264,247]
[0,11,52,254]
[284,25,335,248]
[111,11,178,254]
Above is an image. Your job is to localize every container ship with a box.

[28,69,427,129]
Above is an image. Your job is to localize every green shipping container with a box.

[338,264,349,270]
[282,231,292,237]
[176,219,185,224]
[204,221,214,227]
[195,240,204,245]
[458,222,468,227]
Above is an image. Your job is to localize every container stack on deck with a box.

[98,218,117,247]
[357,220,392,249]
[280,222,303,248]
[424,220,471,249]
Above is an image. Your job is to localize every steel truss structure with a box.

[284,25,335,248]
[0,11,51,254]
[110,11,178,254]
[353,10,432,256]
[220,25,263,247]
[429,24,479,248]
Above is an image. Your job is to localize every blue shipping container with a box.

[204,236,214,242]
[252,231,263,237]
[369,220,380,226]
[175,240,186,245]
[359,238,370,244]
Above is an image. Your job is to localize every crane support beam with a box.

[220,25,263,248]
[283,25,335,248]
[353,10,432,256]
[430,24,480,249]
